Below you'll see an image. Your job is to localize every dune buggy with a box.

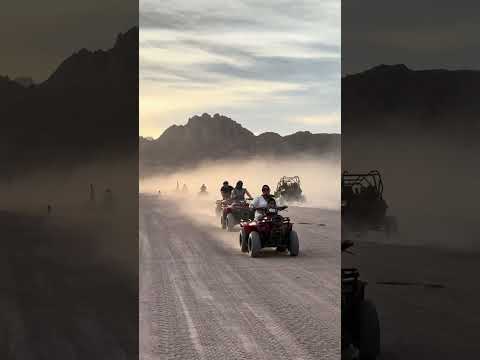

[238,206,299,257]
[342,170,397,236]
[342,240,380,360]
[219,200,253,231]
[274,176,305,204]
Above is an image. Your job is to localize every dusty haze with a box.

[140,156,340,211]
[343,132,480,251]
[0,157,138,277]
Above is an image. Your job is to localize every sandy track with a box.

[343,238,480,360]
[0,210,137,360]
[140,195,340,360]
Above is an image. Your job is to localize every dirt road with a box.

[140,195,340,360]
[0,210,137,360]
[343,238,480,360]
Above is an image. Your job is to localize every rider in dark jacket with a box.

[220,181,234,200]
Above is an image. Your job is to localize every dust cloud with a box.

[0,157,138,277]
[343,132,480,251]
[140,155,340,211]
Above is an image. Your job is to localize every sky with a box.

[139,0,341,138]
[0,0,137,82]
[342,0,480,75]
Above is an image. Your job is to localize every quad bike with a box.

[342,170,398,237]
[274,176,305,204]
[238,206,299,257]
[342,240,380,360]
[199,185,208,196]
[220,199,253,231]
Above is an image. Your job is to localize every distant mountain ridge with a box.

[342,64,480,136]
[140,113,340,171]
[0,27,138,178]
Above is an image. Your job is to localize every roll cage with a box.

[342,170,384,200]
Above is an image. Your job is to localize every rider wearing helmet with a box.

[220,181,234,200]
[231,180,252,202]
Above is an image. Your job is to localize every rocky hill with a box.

[0,27,138,178]
[342,64,480,137]
[140,113,340,171]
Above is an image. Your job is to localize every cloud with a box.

[342,0,480,74]
[289,113,341,131]
[139,0,340,137]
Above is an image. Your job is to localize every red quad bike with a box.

[239,206,299,257]
[220,200,253,231]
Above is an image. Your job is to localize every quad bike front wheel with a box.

[248,231,261,258]
[239,229,248,252]
[288,230,299,256]
[358,299,380,360]
[226,213,235,232]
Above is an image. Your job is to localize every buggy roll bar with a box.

[341,170,384,197]
[275,176,301,191]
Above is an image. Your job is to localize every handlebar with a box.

[252,206,288,212]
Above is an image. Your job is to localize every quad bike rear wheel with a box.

[226,213,235,232]
[239,229,248,252]
[248,231,261,258]
[288,230,299,256]
[358,299,380,360]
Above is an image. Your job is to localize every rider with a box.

[200,184,207,193]
[266,197,287,213]
[250,184,273,220]
[220,181,234,200]
[231,180,252,202]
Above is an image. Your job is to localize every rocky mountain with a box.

[0,27,138,178]
[342,64,480,136]
[140,113,340,171]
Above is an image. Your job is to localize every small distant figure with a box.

[105,188,114,208]
[182,184,188,193]
[90,183,96,201]
[176,181,180,192]
[199,184,208,196]
[47,204,52,215]
[158,190,162,196]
